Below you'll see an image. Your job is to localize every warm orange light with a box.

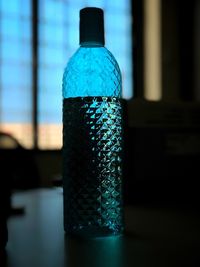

[144,0,162,100]
[38,124,62,149]
[0,123,33,148]
[0,123,62,149]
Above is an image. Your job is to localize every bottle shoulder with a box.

[66,47,121,77]
[63,46,122,98]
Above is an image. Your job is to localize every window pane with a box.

[0,0,33,148]
[0,0,20,15]
[38,0,68,149]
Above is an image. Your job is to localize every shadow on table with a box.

[64,226,200,267]
[0,249,8,267]
[64,232,151,267]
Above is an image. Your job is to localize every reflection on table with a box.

[4,188,200,267]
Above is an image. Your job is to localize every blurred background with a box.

[0,0,200,204]
[1,0,200,265]
[0,0,132,150]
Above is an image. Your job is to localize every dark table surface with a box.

[3,188,200,267]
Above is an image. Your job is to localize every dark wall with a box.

[162,0,196,101]
[126,0,200,207]
[124,123,200,207]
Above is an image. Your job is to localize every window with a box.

[38,0,68,149]
[0,0,33,148]
[0,0,133,149]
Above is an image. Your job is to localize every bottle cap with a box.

[80,7,105,46]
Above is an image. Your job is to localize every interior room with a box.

[0,0,200,266]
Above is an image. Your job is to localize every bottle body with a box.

[62,46,124,236]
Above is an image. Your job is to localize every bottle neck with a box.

[80,42,104,48]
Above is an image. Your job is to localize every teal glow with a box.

[63,43,124,236]
[66,235,124,267]
[63,46,122,98]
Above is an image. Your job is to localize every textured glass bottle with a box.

[62,7,124,236]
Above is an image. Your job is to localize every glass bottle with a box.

[62,7,124,237]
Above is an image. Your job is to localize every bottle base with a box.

[64,225,123,238]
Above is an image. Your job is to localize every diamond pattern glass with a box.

[63,97,124,236]
[62,47,122,98]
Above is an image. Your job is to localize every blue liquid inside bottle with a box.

[62,8,124,237]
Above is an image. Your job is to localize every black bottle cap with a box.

[80,7,105,46]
